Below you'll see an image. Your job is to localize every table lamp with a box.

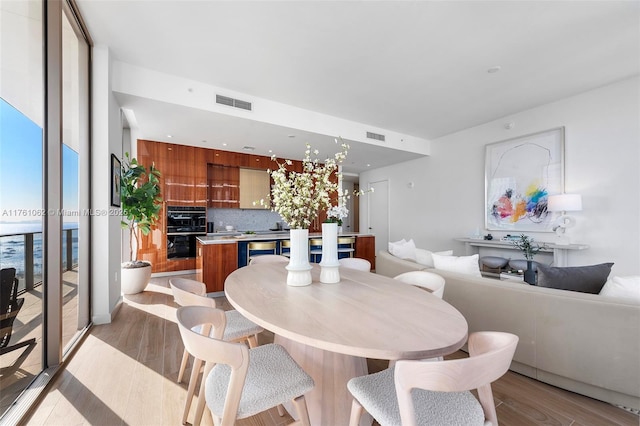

[548,194,582,245]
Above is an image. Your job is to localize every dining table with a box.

[224,263,468,426]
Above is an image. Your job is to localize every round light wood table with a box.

[225,263,468,426]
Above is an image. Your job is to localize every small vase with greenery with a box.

[511,234,546,285]
[120,152,162,268]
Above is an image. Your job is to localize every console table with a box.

[456,238,589,267]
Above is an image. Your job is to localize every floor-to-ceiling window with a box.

[0,0,91,421]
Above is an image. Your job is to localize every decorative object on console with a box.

[537,263,614,294]
[259,139,349,286]
[485,127,564,232]
[319,222,340,283]
[510,234,546,285]
[548,193,582,245]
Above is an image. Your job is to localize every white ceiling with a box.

[77,1,640,173]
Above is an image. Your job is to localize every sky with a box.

[0,97,79,225]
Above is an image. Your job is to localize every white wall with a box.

[91,45,123,324]
[360,77,640,276]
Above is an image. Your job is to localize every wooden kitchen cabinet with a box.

[193,147,209,206]
[355,235,376,270]
[196,242,238,292]
[208,164,240,208]
[239,168,271,209]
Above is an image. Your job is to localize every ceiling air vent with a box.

[366,131,385,142]
[242,146,255,151]
[216,94,252,111]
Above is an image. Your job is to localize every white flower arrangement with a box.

[257,139,349,229]
[325,187,375,226]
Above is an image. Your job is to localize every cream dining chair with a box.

[347,331,519,426]
[176,305,315,426]
[169,278,264,425]
[339,257,371,272]
[393,271,446,299]
[249,254,290,265]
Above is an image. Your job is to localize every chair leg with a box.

[178,348,189,383]
[247,334,258,348]
[183,357,202,425]
[277,404,285,417]
[349,398,365,426]
[291,395,311,426]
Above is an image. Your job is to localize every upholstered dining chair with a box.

[347,331,519,426]
[339,257,371,272]
[169,278,264,425]
[249,254,290,265]
[393,271,446,299]
[176,305,315,426]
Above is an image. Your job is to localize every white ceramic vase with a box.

[319,222,340,283]
[286,228,313,286]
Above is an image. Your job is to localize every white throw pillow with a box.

[415,249,454,268]
[599,276,640,302]
[388,238,417,261]
[432,253,482,277]
[388,239,407,257]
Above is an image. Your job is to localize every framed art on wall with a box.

[111,154,121,207]
[485,127,564,232]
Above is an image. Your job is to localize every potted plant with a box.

[120,152,162,294]
[511,234,546,285]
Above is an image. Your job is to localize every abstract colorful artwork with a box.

[485,128,564,232]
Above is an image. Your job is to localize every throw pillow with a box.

[537,263,614,294]
[388,239,407,257]
[600,276,640,302]
[388,238,417,261]
[432,253,481,277]
[415,249,454,268]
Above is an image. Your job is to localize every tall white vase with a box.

[286,228,312,286]
[319,222,340,283]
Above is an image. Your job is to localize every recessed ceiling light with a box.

[366,164,371,167]
[167,134,173,138]
[288,135,295,138]
[202,140,207,143]
[268,150,273,153]
[487,66,501,73]
[222,143,227,146]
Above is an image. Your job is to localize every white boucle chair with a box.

[169,278,264,425]
[347,331,518,426]
[176,306,314,426]
[249,254,290,265]
[339,257,371,272]
[393,271,446,299]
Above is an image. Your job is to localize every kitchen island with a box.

[196,232,375,292]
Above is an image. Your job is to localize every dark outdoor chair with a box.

[1,268,35,355]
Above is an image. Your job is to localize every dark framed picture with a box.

[111,154,121,207]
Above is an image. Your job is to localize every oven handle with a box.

[167,232,207,236]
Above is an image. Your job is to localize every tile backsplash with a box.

[208,208,285,232]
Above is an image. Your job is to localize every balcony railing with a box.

[0,227,78,295]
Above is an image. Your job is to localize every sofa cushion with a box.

[600,276,640,302]
[537,263,613,294]
[432,253,482,277]
[388,238,417,261]
[415,249,453,268]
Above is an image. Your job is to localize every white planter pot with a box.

[286,228,312,286]
[121,263,152,294]
[319,222,340,283]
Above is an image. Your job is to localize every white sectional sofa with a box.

[376,249,640,411]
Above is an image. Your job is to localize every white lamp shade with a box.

[548,194,582,212]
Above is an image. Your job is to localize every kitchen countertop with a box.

[197,231,374,245]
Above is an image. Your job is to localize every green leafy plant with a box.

[511,234,546,260]
[120,152,162,266]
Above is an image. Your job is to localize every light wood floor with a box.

[23,274,639,426]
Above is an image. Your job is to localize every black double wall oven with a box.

[167,206,207,259]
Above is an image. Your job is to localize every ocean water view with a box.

[0,221,79,282]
